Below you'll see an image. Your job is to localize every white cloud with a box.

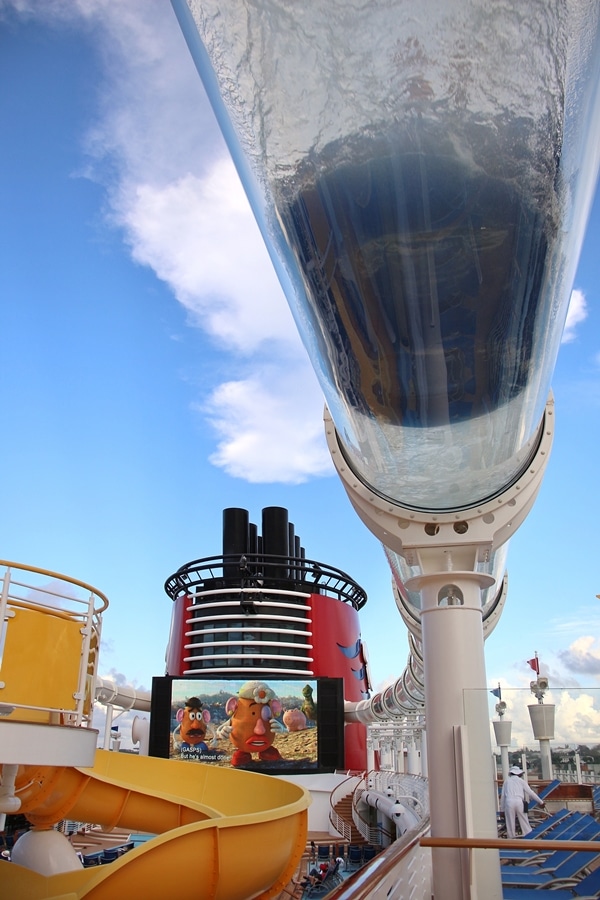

[22,578,80,610]
[5,0,327,484]
[561,289,588,344]
[488,636,600,748]
[543,608,600,638]
[558,636,600,675]
[553,691,600,745]
[80,2,226,187]
[203,363,333,483]
[124,163,299,354]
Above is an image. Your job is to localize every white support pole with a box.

[380,736,393,771]
[575,751,582,784]
[500,744,510,781]
[103,704,114,751]
[366,736,376,773]
[412,571,502,900]
[539,740,553,781]
[396,746,405,775]
[420,727,428,778]
[521,751,528,781]
[407,735,420,775]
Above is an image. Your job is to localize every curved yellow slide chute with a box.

[3,750,310,900]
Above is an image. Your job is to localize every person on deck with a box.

[500,766,546,838]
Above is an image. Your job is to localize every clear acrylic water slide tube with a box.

[174,0,600,511]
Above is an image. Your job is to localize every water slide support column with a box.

[408,570,500,900]
[366,736,376,772]
[325,397,554,900]
[406,722,420,776]
[420,726,428,778]
[396,739,405,775]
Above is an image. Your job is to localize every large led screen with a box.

[149,676,344,775]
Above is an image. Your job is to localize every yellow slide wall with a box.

[2,750,310,900]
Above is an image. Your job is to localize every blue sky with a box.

[1,1,599,748]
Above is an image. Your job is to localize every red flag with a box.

[527,656,539,674]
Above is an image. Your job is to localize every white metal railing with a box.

[324,817,432,900]
[0,560,108,726]
[366,770,430,816]
[329,772,365,842]
[552,769,597,784]
[330,805,352,843]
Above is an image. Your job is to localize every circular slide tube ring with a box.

[324,394,555,572]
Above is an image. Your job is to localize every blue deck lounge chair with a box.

[347,845,363,868]
[501,839,600,889]
[500,809,584,860]
[500,813,595,861]
[530,779,561,807]
[317,844,330,862]
[517,807,572,839]
[503,863,600,900]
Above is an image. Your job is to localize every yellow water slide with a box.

[0,562,309,900]
[3,750,309,900]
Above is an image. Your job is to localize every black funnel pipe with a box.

[262,506,289,583]
[223,508,248,582]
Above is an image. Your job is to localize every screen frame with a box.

[148,675,344,775]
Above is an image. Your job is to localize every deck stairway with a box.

[332,796,369,847]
